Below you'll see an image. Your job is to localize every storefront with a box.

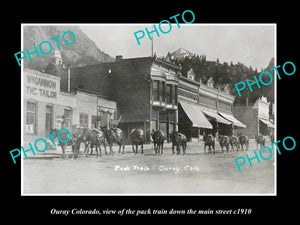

[178,72,245,141]
[23,69,118,145]
[23,69,77,143]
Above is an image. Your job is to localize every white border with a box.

[21,23,277,196]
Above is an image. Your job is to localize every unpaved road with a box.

[22,141,275,195]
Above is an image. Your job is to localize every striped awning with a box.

[259,117,275,128]
[218,112,246,128]
[201,109,232,125]
[179,101,213,129]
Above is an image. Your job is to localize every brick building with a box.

[66,55,180,143]
[65,55,246,143]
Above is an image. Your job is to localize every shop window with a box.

[169,111,176,123]
[159,110,168,121]
[79,113,89,128]
[26,101,37,134]
[151,120,157,131]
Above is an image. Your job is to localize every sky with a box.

[80,24,275,70]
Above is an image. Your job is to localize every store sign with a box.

[24,70,59,100]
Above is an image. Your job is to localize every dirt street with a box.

[22,140,275,195]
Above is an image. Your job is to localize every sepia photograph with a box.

[21,24,276,195]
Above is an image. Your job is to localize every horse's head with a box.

[152,130,164,142]
[207,134,214,142]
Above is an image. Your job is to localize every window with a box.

[64,108,72,129]
[159,110,168,122]
[92,115,101,128]
[26,101,36,134]
[152,80,159,101]
[45,105,53,135]
[160,81,165,102]
[151,120,157,131]
[166,84,172,104]
[173,85,177,104]
[169,111,176,123]
[79,113,89,128]
[151,108,159,120]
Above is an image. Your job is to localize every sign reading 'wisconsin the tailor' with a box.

[24,69,60,100]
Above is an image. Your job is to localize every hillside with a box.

[166,48,274,104]
[23,26,114,71]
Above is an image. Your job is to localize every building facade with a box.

[23,66,117,144]
[23,69,77,143]
[66,55,246,143]
[233,96,274,139]
[177,69,246,141]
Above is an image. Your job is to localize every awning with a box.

[259,117,275,128]
[179,101,213,129]
[201,109,232,125]
[218,112,246,128]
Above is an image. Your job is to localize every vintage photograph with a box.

[21,24,276,195]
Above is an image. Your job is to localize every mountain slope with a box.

[168,49,274,104]
[23,26,114,71]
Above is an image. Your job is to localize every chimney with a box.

[116,55,123,62]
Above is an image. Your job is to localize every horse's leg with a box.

[98,144,101,158]
[110,143,114,155]
[154,143,157,155]
[172,144,175,155]
[61,145,66,159]
[90,145,93,157]
[141,143,143,155]
[161,142,164,155]
[76,143,79,159]
[103,141,108,155]
[72,144,75,160]
[122,139,125,154]
[85,143,89,157]
[89,143,93,156]
[132,144,135,154]
[135,144,138,155]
